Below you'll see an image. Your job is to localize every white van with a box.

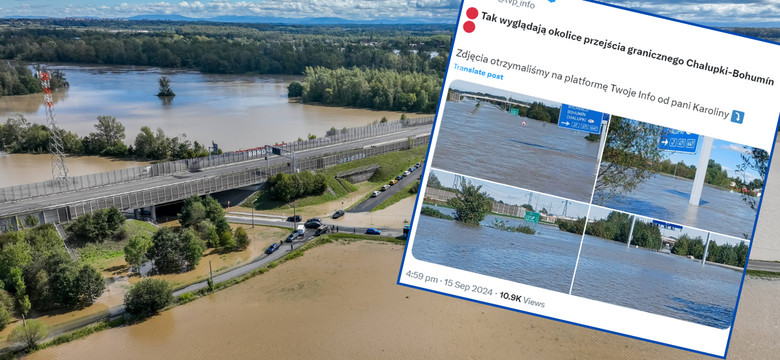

[296,224,305,235]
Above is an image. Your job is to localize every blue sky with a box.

[660,136,762,182]
[3,1,780,25]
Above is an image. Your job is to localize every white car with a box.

[371,191,381,197]
[403,171,410,177]
[381,185,390,191]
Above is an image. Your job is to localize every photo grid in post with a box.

[400,79,765,357]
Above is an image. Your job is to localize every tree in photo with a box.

[737,146,769,212]
[595,117,666,202]
[447,179,492,225]
[157,75,175,97]
[287,81,303,97]
[76,264,106,306]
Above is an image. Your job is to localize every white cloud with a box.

[724,144,752,155]
[6,0,459,20]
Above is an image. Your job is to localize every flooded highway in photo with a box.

[431,99,602,203]
[571,234,743,329]
[594,174,758,239]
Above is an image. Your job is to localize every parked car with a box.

[332,210,345,219]
[371,191,381,197]
[306,218,322,223]
[381,185,390,191]
[315,225,331,236]
[285,232,299,242]
[304,220,322,229]
[365,228,381,235]
[265,243,280,254]
[415,162,421,167]
[286,215,302,222]
[408,167,415,172]
[395,175,403,181]
[297,224,305,234]
[403,171,410,177]
[389,179,398,185]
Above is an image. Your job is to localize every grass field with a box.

[76,220,158,270]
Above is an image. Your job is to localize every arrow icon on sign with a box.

[562,121,570,126]
[661,139,669,146]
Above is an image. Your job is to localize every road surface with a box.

[349,167,423,213]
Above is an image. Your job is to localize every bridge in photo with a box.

[0,117,434,232]
[448,91,531,109]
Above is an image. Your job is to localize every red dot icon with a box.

[466,7,478,19]
[463,21,475,33]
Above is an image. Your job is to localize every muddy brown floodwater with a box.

[24,240,780,360]
[0,154,149,187]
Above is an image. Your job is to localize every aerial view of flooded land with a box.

[431,84,603,203]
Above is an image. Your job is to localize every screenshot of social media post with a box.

[398,0,780,357]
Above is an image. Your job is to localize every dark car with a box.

[265,243,281,254]
[286,215,302,222]
[332,210,345,219]
[285,232,299,242]
[395,175,403,181]
[304,220,322,229]
[365,228,381,235]
[314,225,331,236]
[306,218,322,223]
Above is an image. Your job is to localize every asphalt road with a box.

[0,126,431,217]
[746,260,780,272]
[349,166,423,213]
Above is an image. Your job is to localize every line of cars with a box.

[373,161,424,198]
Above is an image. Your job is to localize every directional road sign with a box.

[658,128,699,154]
[557,104,604,134]
[510,108,519,115]
[524,211,540,224]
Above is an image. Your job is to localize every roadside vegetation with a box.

[420,206,453,220]
[247,146,426,211]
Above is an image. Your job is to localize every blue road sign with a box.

[658,128,699,154]
[557,104,604,134]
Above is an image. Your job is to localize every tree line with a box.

[584,212,663,250]
[0,61,68,96]
[0,114,212,160]
[296,66,441,113]
[671,235,749,267]
[0,25,449,77]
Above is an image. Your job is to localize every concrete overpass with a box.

[0,118,433,231]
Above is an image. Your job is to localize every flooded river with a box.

[0,153,149,187]
[431,99,602,203]
[0,64,414,186]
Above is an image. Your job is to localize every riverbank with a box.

[0,154,150,187]
[21,238,780,359]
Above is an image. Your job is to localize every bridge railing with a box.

[0,116,434,205]
[63,135,431,219]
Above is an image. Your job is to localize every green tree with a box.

[124,234,152,274]
[147,228,183,274]
[427,173,443,189]
[180,229,204,268]
[234,227,249,250]
[124,278,173,318]
[287,81,303,97]
[157,76,175,97]
[179,196,207,228]
[737,146,769,212]
[595,117,666,201]
[76,264,105,306]
[447,179,492,225]
[8,319,48,350]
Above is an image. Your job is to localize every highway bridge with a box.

[0,118,433,232]
[448,91,530,109]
